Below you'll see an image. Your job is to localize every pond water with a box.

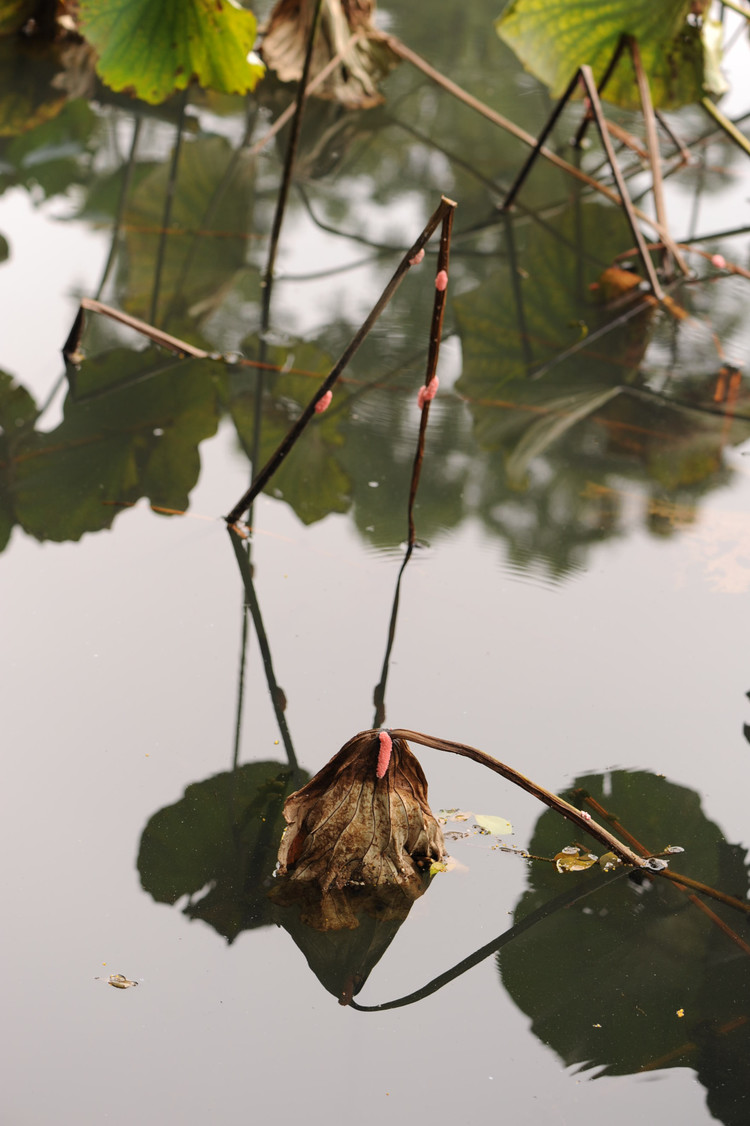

[3,3,750,1124]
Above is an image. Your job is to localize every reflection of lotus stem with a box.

[224,195,457,525]
[371,31,681,258]
[406,205,454,547]
[576,789,750,926]
[149,90,188,328]
[229,531,298,771]
[391,729,646,867]
[350,869,626,1011]
[263,0,325,300]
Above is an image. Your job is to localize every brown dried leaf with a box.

[276,729,445,898]
[261,0,397,108]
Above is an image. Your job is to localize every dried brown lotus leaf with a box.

[276,729,445,898]
[261,0,398,109]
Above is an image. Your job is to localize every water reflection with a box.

[344,768,750,1126]
[2,44,749,578]
[138,761,304,942]
[501,771,750,1125]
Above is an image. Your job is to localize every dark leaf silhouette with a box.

[1,349,223,545]
[272,881,422,1002]
[138,761,306,942]
[500,769,750,1111]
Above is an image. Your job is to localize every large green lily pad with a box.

[79,0,265,105]
[496,0,714,110]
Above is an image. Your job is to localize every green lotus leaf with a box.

[79,0,265,105]
[496,0,714,110]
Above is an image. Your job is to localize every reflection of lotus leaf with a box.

[453,207,750,577]
[228,345,352,525]
[123,135,254,322]
[500,770,750,1123]
[272,880,429,1003]
[0,39,68,137]
[454,204,650,449]
[138,761,307,943]
[2,349,223,544]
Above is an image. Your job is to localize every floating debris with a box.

[95,973,139,989]
[554,846,598,873]
[438,810,513,837]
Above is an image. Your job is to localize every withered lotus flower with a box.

[275,729,445,901]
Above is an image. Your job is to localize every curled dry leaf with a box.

[95,973,139,989]
[275,729,445,909]
[261,0,398,108]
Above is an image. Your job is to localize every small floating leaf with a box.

[474,814,513,837]
[429,860,448,876]
[554,847,598,873]
[664,845,685,854]
[598,851,622,871]
[96,973,139,989]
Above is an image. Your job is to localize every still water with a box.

[3,3,750,1124]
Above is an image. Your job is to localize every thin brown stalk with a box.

[655,110,692,166]
[407,202,455,546]
[578,792,750,919]
[577,66,664,298]
[389,728,646,867]
[683,894,750,955]
[263,0,323,290]
[371,30,679,251]
[63,297,210,362]
[604,119,649,160]
[700,96,750,158]
[572,34,627,149]
[247,33,365,158]
[224,196,457,526]
[628,37,688,276]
